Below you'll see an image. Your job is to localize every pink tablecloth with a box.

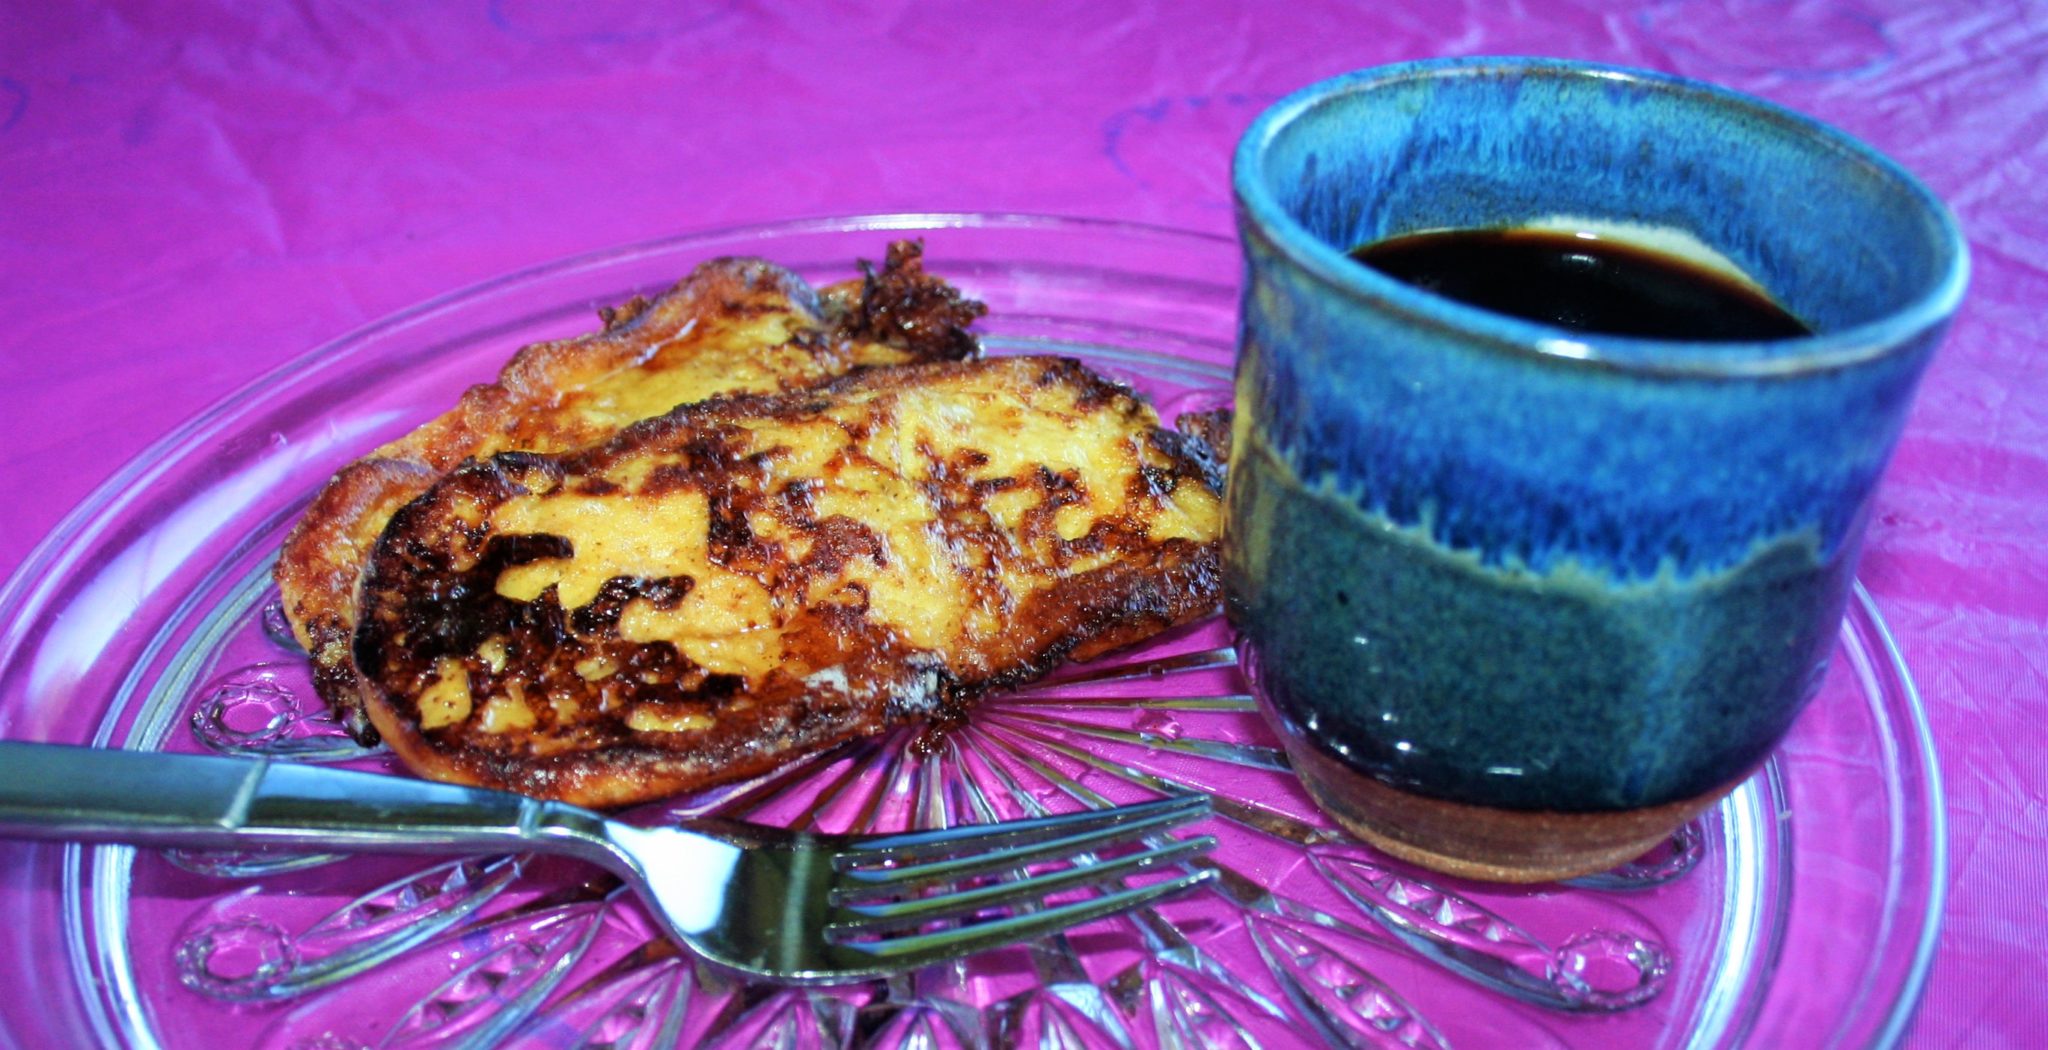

[1,2,2040,1045]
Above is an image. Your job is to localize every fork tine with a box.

[838,794,1207,868]
[839,810,1204,884]
[835,797,1210,889]
[826,868,1216,962]
[829,834,1216,925]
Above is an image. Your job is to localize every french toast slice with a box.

[276,243,984,741]
[351,356,1226,807]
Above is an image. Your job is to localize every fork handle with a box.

[0,741,614,863]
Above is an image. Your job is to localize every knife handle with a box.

[0,741,611,862]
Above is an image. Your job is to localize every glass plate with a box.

[0,214,1945,1049]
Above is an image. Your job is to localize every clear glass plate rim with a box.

[0,211,1947,1048]
[1846,577,1949,1047]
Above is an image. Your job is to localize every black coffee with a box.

[1349,228,1811,341]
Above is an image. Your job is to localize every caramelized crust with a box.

[275,243,984,740]
[352,356,1225,806]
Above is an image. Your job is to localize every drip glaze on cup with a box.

[1227,57,1967,881]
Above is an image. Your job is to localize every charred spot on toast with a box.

[826,241,986,363]
[1172,407,1233,476]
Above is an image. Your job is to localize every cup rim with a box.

[1231,56,1970,378]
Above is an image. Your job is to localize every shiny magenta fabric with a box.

[1,3,2040,1045]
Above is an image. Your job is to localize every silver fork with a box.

[0,741,1215,983]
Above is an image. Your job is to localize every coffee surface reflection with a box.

[1350,228,1811,341]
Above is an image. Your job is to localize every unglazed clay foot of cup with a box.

[1266,691,1744,883]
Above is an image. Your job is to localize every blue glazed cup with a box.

[1228,57,1966,881]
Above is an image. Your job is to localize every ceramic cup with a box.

[1227,57,1967,882]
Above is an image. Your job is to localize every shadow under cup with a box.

[1227,58,1967,882]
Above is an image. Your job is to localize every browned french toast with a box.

[351,356,1226,807]
[276,243,984,741]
